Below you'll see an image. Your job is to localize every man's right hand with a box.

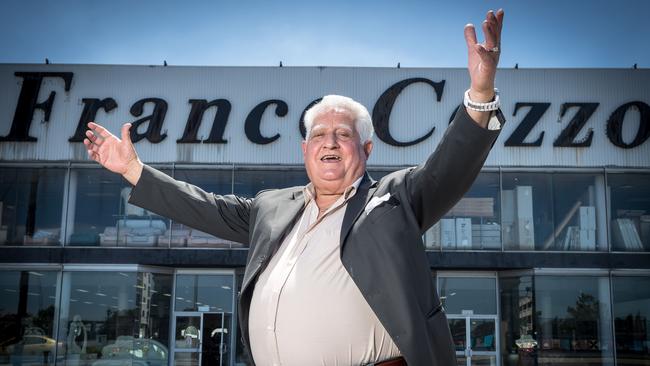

[84,122,143,186]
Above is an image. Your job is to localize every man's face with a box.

[302,109,373,195]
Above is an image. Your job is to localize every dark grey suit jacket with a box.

[129,106,502,366]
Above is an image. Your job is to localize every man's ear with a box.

[302,140,307,156]
[363,141,373,158]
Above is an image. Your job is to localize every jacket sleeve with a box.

[406,106,502,232]
[128,165,252,244]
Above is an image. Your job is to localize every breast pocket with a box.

[367,196,401,223]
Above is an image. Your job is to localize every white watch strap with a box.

[464,88,500,112]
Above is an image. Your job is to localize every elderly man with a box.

[84,9,504,366]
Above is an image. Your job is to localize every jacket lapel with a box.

[340,172,378,247]
[267,189,305,250]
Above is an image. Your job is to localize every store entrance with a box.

[171,271,236,366]
[173,312,231,366]
[448,315,498,365]
[437,273,499,366]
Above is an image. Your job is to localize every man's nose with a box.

[323,133,339,148]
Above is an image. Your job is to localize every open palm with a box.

[84,122,139,175]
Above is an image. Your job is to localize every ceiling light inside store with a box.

[28,271,43,277]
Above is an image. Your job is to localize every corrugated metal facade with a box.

[0,64,648,167]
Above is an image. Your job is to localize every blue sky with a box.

[0,0,647,68]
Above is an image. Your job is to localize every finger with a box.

[87,122,112,139]
[85,129,101,143]
[464,24,478,50]
[487,10,497,25]
[121,123,132,143]
[482,20,498,48]
[495,9,505,38]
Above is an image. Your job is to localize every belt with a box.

[368,357,407,366]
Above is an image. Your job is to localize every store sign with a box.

[0,65,649,167]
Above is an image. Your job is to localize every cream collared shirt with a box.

[248,177,401,366]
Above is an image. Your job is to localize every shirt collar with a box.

[303,175,363,205]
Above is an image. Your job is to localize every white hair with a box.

[303,95,374,143]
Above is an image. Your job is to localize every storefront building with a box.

[0,64,649,366]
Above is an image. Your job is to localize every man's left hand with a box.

[464,9,504,103]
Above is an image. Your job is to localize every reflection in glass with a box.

[0,168,65,246]
[449,318,467,352]
[174,351,199,366]
[201,313,231,366]
[608,173,650,252]
[470,319,496,352]
[502,173,553,251]
[58,271,171,366]
[435,173,501,250]
[612,276,650,364]
[175,316,201,349]
[499,275,536,366]
[172,168,242,248]
[174,274,234,313]
[0,271,59,366]
[551,173,606,251]
[439,277,497,315]
[69,168,171,247]
[535,276,614,365]
[471,355,497,365]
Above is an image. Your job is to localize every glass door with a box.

[172,312,231,366]
[438,274,500,366]
[174,312,202,366]
[449,315,498,366]
[201,312,230,366]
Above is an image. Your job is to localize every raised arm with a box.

[407,9,505,231]
[84,122,251,243]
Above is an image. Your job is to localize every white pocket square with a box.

[365,193,391,215]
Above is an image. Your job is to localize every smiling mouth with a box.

[320,155,341,162]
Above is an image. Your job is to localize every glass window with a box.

[174,274,234,313]
[612,276,650,364]
[438,277,497,315]
[535,275,614,365]
[608,173,650,252]
[0,270,59,366]
[502,172,553,251]
[499,275,536,366]
[435,172,501,250]
[0,168,65,246]
[68,168,171,247]
[57,270,172,366]
[172,168,238,248]
[233,168,308,198]
[552,173,606,251]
